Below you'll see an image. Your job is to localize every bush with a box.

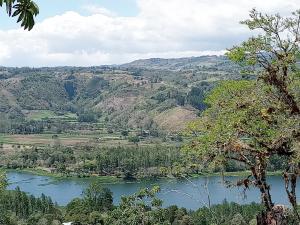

[128,136,140,144]
[78,113,97,123]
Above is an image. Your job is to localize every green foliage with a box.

[0,0,39,30]
[0,171,7,192]
[187,86,209,110]
[105,186,172,225]
[83,181,113,212]
[77,112,97,123]
[185,10,300,222]
[1,144,185,178]
[191,201,263,225]
[65,181,112,224]
[121,130,129,136]
[0,181,270,225]
[0,187,62,224]
[64,80,77,100]
[227,8,300,80]
[65,198,90,223]
[128,135,140,144]
[15,74,69,111]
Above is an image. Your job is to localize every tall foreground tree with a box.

[185,9,300,224]
[83,180,113,212]
[0,0,39,30]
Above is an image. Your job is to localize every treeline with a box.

[1,144,287,179]
[2,145,189,179]
[0,119,66,134]
[0,117,101,134]
[0,187,62,225]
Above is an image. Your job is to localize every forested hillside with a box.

[0,55,245,134]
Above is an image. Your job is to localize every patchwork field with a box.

[23,110,78,121]
[0,132,174,152]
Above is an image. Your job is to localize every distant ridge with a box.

[121,55,230,71]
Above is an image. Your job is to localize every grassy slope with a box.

[154,106,198,132]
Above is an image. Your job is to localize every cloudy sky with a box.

[0,0,298,67]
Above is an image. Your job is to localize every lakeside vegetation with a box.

[5,168,122,184]
[0,143,288,181]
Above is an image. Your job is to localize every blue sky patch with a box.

[0,0,139,30]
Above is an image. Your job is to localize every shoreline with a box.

[4,168,284,183]
[5,168,122,184]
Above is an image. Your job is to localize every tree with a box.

[128,135,140,144]
[227,8,300,222]
[186,9,300,224]
[0,171,7,192]
[0,0,39,30]
[65,198,89,224]
[227,8,300,115]
[121,130,129,137]
[83,181,113,212]
[105,186,166,225]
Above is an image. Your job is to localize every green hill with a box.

[0,55,247,135]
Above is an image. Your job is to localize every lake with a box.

[7,171,297,210]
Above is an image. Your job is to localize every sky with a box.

[0,0,299,67]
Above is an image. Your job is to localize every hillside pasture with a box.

[24,110,78,121]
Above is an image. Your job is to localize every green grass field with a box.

[0,134,11,144]
[26,110,56,120]
[0,132,175,148]
[1,109,178,148]
[25,110,78,121]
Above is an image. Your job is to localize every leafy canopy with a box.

[0,0,39,30]
[227,8,300,114]
[185,79,299,169]
[185,9,300,214]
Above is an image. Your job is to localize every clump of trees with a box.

[0,186,62,225]
[74,185,193,225]
[192,201,264,225]
[1,145,186,179]
[77,112,98,123]
[65,181,113,224]
[66,185,264,225]
[185,9,300,224]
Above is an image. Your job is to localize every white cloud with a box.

[0,0,298,66]
[82,5,116,17]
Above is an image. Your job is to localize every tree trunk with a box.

[251,157,274,211]
[283,166,300,222]
[257,205,288,225]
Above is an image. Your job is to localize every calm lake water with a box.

[7,171,298,210]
